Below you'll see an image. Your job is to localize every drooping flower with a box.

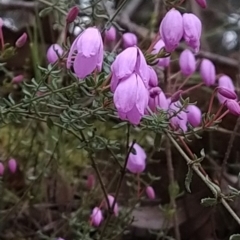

[15,32,27,48]
[159,8,183,52]
[12,74,24,84]
[104,26,117,42]
[47,44,63,64]
[127,143,146,174]
[8,158,17,174]
[148,66,158,88]
[0,162,4,176]
[217,75,236,104]
[66,6,79,24]
[168,101,188,132]
[90,207,103,227]
[122,32,137,49]
[200,59,216,86]
[151,39,171,67]
[105,195,119,216]
[183,13,202,53]
[226,100,240,116]
[67,27,103,79]
[146,186,155,199]
[186,105,202,127]
[195,0,207,8]
[148,87,169,112]
[179,49,196,76]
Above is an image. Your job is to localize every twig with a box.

[165,137,181,240]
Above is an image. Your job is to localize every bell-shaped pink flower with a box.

[146,186,155,199]
[114,73,149,125]
[47,44,63,64]
[67,27,103,79]
[195,0,207,8]
[8,158,17,173]
[179,49,196,76]
[226,100,240,116]
[90,207,103,227]
[111,46,149,91]
[217,75,236,104]
[200,59,216,86]
[148,87,169,112]
[15,32,27,48]
[148,66,158,87]
[159,8,183,52]
[104,26,117,42]
[169,101,188,132]
[127,143,146,174]
[66,6,79,24]
[122,32,137,49]
[183,13,202,53]
[0,162,4,176]
[186,105,202,127]
[105,195,119,216]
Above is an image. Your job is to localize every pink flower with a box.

[186,105,202,127]
[146,186,155,199]
[47,44,63,64]
[195,0,207,8]
[90,207,103,227]
[159,8,183,52]
[15,32,27,48]
[8,158,17,174]
[226,100,240,116]
[122,32,137,49]
[67,27,103,79]
[151,39,171,67]
[217,87,237,101]
[66,6,79,24]
[148,66,158,87]
[200,59,216,86]
[148,87,169,112]
[127,143,146,174]
[217,75,236,104]
[183,13,202,53]
[105,195,119,216]
[0,162,4,176]
[179,49,196,76]
[104,26,117,42]
[12,74,24,84]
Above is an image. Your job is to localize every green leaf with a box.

[230,234,240,240]
[168,182,180,199]
[185,167,193,193]
[112,121,127,129]
[46,117,54,129]
[39,7,52,17]
[201,197,218,207]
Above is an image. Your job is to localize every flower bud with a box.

[148,66,158,87]
[15,33,27,48]
[104,26,117,42]
[105,195,119,216]
[12,74,24,84]
[195,0,207,8]
[217,75,235,104]
[183,13,202,53]
[90,207,103,227]
[200,59,216,86]
[122,32,137,49]
[186,105,202,127]
[8,158,17,173]
[47,44,63,64]
[159,8,183,52]
[179,49,196,76]
[146,186,155,199]
[0,162,4,176]
[226,100,240,116]
[66,6,79,24]
[217,87,237,100]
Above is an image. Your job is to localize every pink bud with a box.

[15,33,27,48]
[47,44,63,64]
[186,105,202,127]
[183,13,202,53]
[105,195,119,216]
[200,59,216,86]
[12,74,24,84]
[104,26,117,42]
[226,100,240,116]
[179,49,196,76]
[90,207,103,227]
[0,162,4,176]
[8,158,17,173]
[66,6,79,24]
[86,174,95,190]
[148,66,158,87]
[146,186,155,199]
[195,0,207,8]
[217,87,237,100]
[159,8,183,52]
[122,33,137,49]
